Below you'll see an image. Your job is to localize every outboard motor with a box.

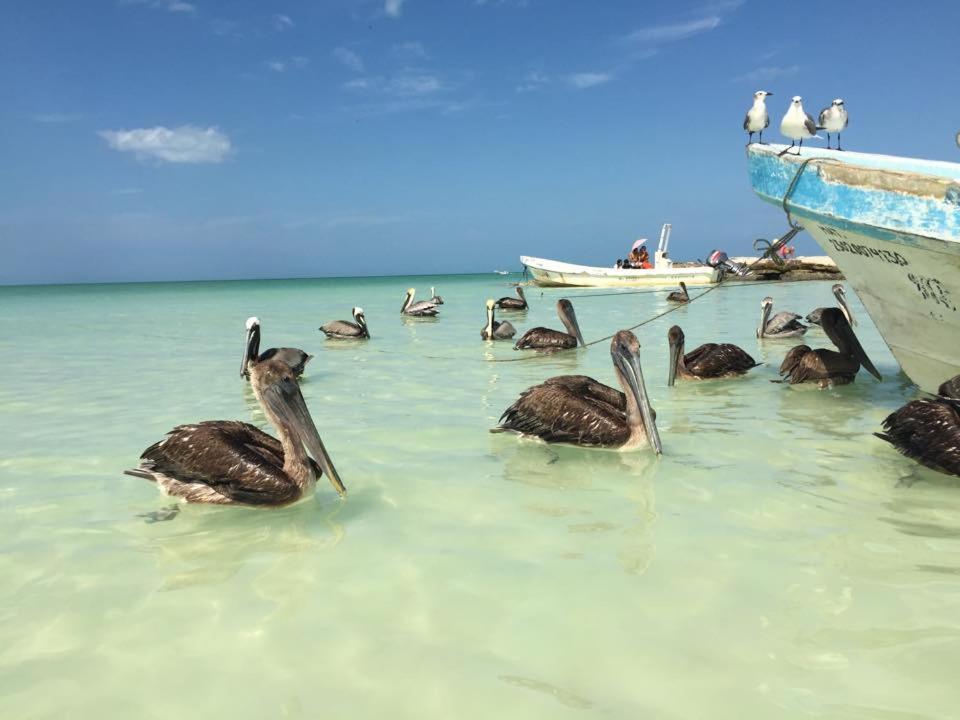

[707,250,750,278]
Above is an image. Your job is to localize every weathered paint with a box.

[747,144,960,392]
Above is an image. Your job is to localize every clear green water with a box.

[1,274,957,719]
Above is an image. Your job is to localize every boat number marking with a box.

[817,226,909,266]
[907,273,957,312]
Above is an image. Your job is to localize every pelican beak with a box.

[263,377,346,496]
[241,325,258,378]
[667,336,680,387]
[758,302,771,338]
[613,339,662,455]
[558,301,586,347]
[359,314,370,338]
[846,326,881,381]
[836,290,857,326]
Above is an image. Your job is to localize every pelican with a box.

[495,286,528,311]
[401,288,439,317]
[320,307,370,339]
[481,299,516,340]
[430,286,445,305]
[514,299,585,351]
[875,375,960,477]
[666,281,690,304]
[241,317,311,380]
[494,330,661,452]
[126,354,345,506]
[777,308,881,387]
[667,325,758,385]
[757,297,808,339]
[805,284,856,327]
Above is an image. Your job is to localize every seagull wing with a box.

[743,111,751,131]
[804,113,817,136]
[817,108,828,129]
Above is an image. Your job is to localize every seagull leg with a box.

[759,129,764,144]
[797,138,804,156]
[837,134,842,151]
[778,141,796,157]
[826,133,832,150]
[747,131,754,146]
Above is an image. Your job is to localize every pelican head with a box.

[516,286,526,300]
[352,307,369,337]
[610,330,661,454]
[485,298,495,310]
[667,325,685,387]
[252,362,346,497]
[757,296,774,338]
[820,308,881,381]
[557,299,586,347]
[831,284,856,326]
[241,316,262,378]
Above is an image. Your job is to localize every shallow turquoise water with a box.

[1,274,958,719]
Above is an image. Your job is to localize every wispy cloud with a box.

[733,64,800,84]
[516,70,548,93]
[33,112,83,124]
[344,72,444,97]
[266,57,309,73]
[110,187,143,196]
[334,47,364,73]
[385,0,405,18]
[99,125,232,164]
[624,16,721,44]
[124,0,196,14]
[567,72,612,89]
[272,14,293,31]
[392,41,427,60]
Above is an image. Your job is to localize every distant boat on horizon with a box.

[494,270,510,275]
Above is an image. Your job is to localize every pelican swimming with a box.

[241,316,311,380]
[126,354,345,506]
[666,281,690,304]
[320,307,370,339]
[495,286,528,311]
[430,286,445,305]
[805,284,856,327]
[777,307,881,387]
[481,299,516,340]
[667,325,758,385]
[513,299,585,351]
[494,330,661,452]
[757,297,808,339]
[401,288,440,317]
[875,375,960,477]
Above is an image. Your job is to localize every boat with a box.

[522,224,721,288]
[747,144,960,392]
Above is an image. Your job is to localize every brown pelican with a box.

[481,299,516,340]
[667,325,758,385]
[495,286,528,311]
[666,281,690,304]
[401,288,440,317]
[126,354,345,506]
[757,297,808,339]
[875,375,960,477]
[494,330,661,452]
[514,299,585,351]
[777,308,881,387]
[241,317,311,380]
[806,284,856,327]
[320,307,369,339]
[430,286,445,305]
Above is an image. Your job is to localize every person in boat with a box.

[627,244,652,270]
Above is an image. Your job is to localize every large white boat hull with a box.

[521,255,719,288]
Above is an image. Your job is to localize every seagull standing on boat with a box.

[666,281,690,304]
[778,308,881,387]
[667,325,758,385]
[126,354,346,506]
[513,299,585,351]
[779,96,818,156]
[495,286,528,311]
[430,287,445,305]
[241,317,312,380]
[875,375,960,477]
[494,330,661,452]
[757,297,808,339]
[818,99,848,151]
[401,288,440,317]
[320,307,370,339]
[481,299,516,340]
[806,284,856,327]
[743,90,772,144]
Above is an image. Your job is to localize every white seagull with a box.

[779,96,818,156]
[743,90,773,145]
[818,98,848,150]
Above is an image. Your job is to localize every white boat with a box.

[522,224,720,288]
[747,144,960,392]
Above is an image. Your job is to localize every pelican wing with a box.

[876,399,960,477]
[492,320,516,339]
[779,345,812,379]
[780,347,858,385]
[496,297,526,310]
[497,380,629,447]
[514,327,577,350]
[685,343,757,378]
[766,311,805,335]
[544,375,626,409]
[320,320,364,338]
[405,300,440,316]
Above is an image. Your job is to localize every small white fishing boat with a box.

[521,224,720,288]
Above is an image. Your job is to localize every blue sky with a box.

[2,0,959,284]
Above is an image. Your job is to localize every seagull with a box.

[743,90,772,145]
[818,99,848,150]
[779,96,818,156]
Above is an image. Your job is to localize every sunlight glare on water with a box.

[0,275,958,719]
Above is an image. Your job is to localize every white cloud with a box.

[385,0,405,17]
[389,74,441,96]
[516,70,548,93]
[266,57,308,73]
[392,41,427,60]
[99,125,232,164]
[624,16,721,44]
[734,64,800,84]
[124,0,196,14]
[334,47,364,72]
[567,72,612,89]
[272,14,293,31]
[267,60,286,72]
